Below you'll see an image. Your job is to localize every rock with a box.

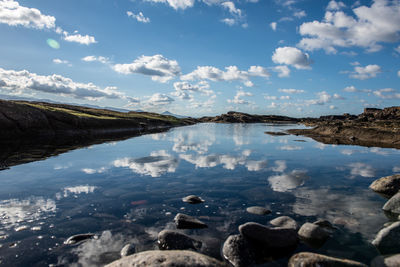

[288,252,367,267]
[238,222,298,248]
[120,243,136,257]
[372,221,400,254]
[371,254,400,267]
[270,216,298,230]
[313,219,336,230]
[105,250,227,267]
[370,174,400,197]
[64,233,96,245]
[182,195,205,204]
[222,234,256,267]
[246,206,271,215]
[158,230,202,250]
[174,213,208,229]
[298,221,334,248]
[383,192,400,214]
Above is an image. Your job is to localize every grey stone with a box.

[270,216,298,230]
[370,174,400,197]
[372,221,400,254]
[246,206,271,215]
[64,233,96,245]
[105,250,228,267]
[120,243,136,257]
[222,234,256,267]
[383,192,400,214]
[158,230,202,250]
[238,222,298,248]
[182,195,205,204]
[371,254,400,267]
[174,213,208,229]
[289,252,367,267]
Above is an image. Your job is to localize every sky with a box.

[0,0,399,117]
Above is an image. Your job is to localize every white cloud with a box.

[82,55,110,64]
[326,0,346,11]
[349,64,381,80]
[53,58,69,65]
[271,160,287,172]
[221,1,242,16]
[272,65,290,77]
[221,18,236,26]
[278,88,304,94]
[127,11,150,23]
[270,22,277,31]
[63,32,97,45]
[145,93,175,106]
[268,169,308,192]
[145,0,195,10]
[294,10,306,18]
[63,185,98,198]
[373,88,400,99]
[329,105,337,110]
[278,145,303,151]
[172,81,214,100]
[181,65,269,86]
[227,90,253,105]
[299,0,400,53]
[348,162,375,177]
[113,54,181,83]
[307,91,332,105]
[333,93,344,99]
[0,0,55,29]
[343,85,357,92]
[272,46,312,69]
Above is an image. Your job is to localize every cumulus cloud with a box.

[62,185,98,198]
[63,32,97,45]
[299,0,400,53]
[270,22,277,31]
[278,88,304,94]
[272,65,290,77]
[53,58,69,65]
[307,91,332,105]
[221,1,242,16]
[181,65,269,86]
[271,160,287,172]
[145,0,195,10]
[221,18,236,26]
[113,150,178,177]
[127,11,150,23]
[268,169,308,192]
[82,55,110,64]
[113,55,181,83]
[0,0,55,29]
[172,81,214,100]
[293,10,306,18]
[348,162,375,178]
[278,145,303,151]
[349,64,381,80]
[373,88,400,99]
[227,90,253,105]
[343,85,357,92]
[145,93,175,106]
[272,46,312,69]
[0,67,135,102]
[326,0,346,11]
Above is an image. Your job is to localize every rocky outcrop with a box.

[158,230,202,250]
[288,252,367,267]
[200,111,299,123]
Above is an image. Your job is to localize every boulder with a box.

[174,213,208,229]
[270,216,298,230]
[158,230,202,250]
[238,222,298,248]
[222,234,256,267]
[298,221,335,248]
[383,192,400,214]
[182,195,205,204]
[288,252,367,267]
[370,174,400,197]
[371,254,400,267]
[246,206,271,215]
[372,221,400,254]
[105,250,227,267]
[120,243,136,257]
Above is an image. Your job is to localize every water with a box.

[0,123,399,266]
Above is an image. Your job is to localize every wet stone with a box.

[372,221,400,254]
[222,234,256,267]
[370,174,400,198]
[371,254,400,267]
[289,252,367,267]
[158,230,202,250]
[174,213,208,229]
[270,216,298,230]
[246,206,271,215]
[298,221,334,248]
[383,192,400,214]
[182,195,205,204]
[64,233,96,245]
[120,243,136,257]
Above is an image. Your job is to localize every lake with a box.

[0,123,399,266]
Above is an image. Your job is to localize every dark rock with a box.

[383,192,400,214]
[371,254,400,267]
[298,221,334,248]
[182,195,205,204]
[270,216,298,230]
[370,174,400,197]
[288,252,367,267]
[120,243,136,257]
[313,219,336,230]
[158,230,202,250]
[238,222,298,248]
[105,250,228,267]
[64,233,96,245]
[372,221,400,254]
[265,131,288,136]
[174,213,208,229]
[222,234,256,267]
[246,206,271,215]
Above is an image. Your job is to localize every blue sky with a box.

[0,0,399,117]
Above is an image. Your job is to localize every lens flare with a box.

[47,39,60,49]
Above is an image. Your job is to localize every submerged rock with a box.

[383,192,400,214]
[298,220,334,248]
[238,222,298,248]
[105,250,227,267]
[270,216,298,230]
[372,221,400,254]
[289,252,367,267]
[371,254,400,267]
[370,174,400,198]
[64,233,96,245]
[158,230,202,250]
[222,234,256,267]
[120,243,136,257]
[174,213,208,229]
[182,195,205,204]
[246,206,271,215]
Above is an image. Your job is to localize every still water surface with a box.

[1,123,400,266]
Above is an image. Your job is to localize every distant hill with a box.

[162,111,188,118]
